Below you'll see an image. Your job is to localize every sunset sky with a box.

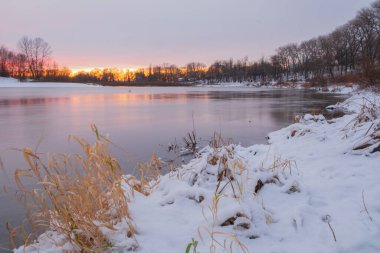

[0,0,375,70]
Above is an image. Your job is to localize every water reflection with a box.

[0,87,347,171]
[0,97,69,106]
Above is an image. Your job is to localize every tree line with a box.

[0,36,53,79]
[1,0,379,85]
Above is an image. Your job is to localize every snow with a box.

[196,81,282,88]
[312,84,360,95]
[0,77,98,88]
[196,81,360,95]
[15,90,380,253]
[196,81,263,87]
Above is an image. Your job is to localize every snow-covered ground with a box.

[312,84,360,95]
[0,77,98,88]
[16,90,380,253]
[196,81,359,95]
[196,81,278,88]
[0,77,360,94]
[196,81,263,88]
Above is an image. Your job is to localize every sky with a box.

[0,0,375,70]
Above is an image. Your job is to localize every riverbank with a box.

[0,77,100,88]
[1,76,363,92]
[196,80,362,94]
[14,89,380,253]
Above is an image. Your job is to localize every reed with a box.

[14,125,137,252]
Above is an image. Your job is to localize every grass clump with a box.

[353,98,377,127]
[348,97,380,153]
[198,193,249,253]
[183,131,198,154]
[125,152,161,197]
[14,125,137,252]
[197,134,250,253]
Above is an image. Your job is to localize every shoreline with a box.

[15,89,380,253]
[0,77,362,92]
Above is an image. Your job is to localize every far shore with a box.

[1,77,365,90]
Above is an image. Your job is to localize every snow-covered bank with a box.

[0,77,98,88]
[16,91,380,253]
[196,80,281,88]
[0,77,361,94]
[196,81,264,88]
[312,84,360,94]
[196,81,360,95]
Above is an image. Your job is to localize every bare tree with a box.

[0,46,10,76]
[18,36,52,79]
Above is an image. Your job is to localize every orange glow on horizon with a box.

[127,67,138,72]
[70,67,141,75]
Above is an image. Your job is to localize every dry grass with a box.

[331,73,362,84]
[199,193,249,253]
[125,152,161,197]
[14,125,137,252]
[183,131,198,154]
[198,140,250,253]
[269,156,298,176]
[208,139,246,199]
[210,132,232,150]
[353,98,377,127]
[353,124,380,153]
[348,98,380,153]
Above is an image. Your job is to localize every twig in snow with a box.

[364,123,375,136]
[323,215,337,242]
[361,190,374,222]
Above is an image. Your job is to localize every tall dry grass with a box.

[14,125,137,252]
